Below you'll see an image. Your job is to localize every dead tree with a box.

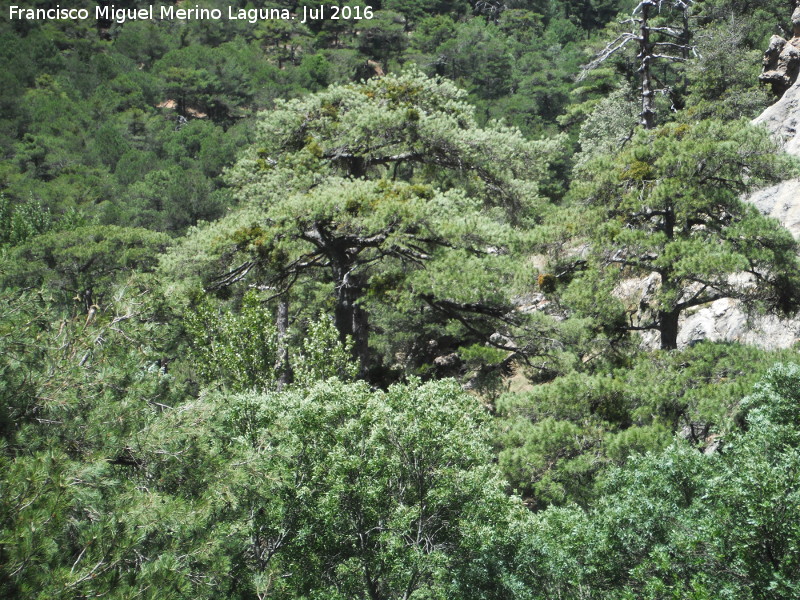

[580,0,696,129]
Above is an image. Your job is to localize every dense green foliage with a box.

[526,363,800,599]
[3,0,800,597]
[495,342,800,507]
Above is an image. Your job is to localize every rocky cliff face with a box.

[751,3,800,239]
[620,280,800,352]
[759,7,800,96]
[749,78,800,239]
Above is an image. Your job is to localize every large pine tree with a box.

[169,70,563,376]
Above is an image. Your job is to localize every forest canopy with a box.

[2,0,800,598]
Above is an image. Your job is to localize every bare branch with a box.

[578,33,637,80]
[649,53,689,62]
[208,261,255,290]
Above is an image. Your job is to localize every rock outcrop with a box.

[754,76,800,154]
[752,40,800,240]
[615,278,800,351]
[678,298,800,349]
[760,7,800,96]
[748,180,800,239]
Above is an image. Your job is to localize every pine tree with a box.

[568,120,800,349]
[170,70,562,376]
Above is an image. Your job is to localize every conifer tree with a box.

[568,120,800,349]
[171,70,562,376]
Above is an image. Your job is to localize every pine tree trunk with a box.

[639,1,657,129]
[332,265,370,376]
[657,206,679,349]
[658,308,680,350]
[275,297,292,390]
